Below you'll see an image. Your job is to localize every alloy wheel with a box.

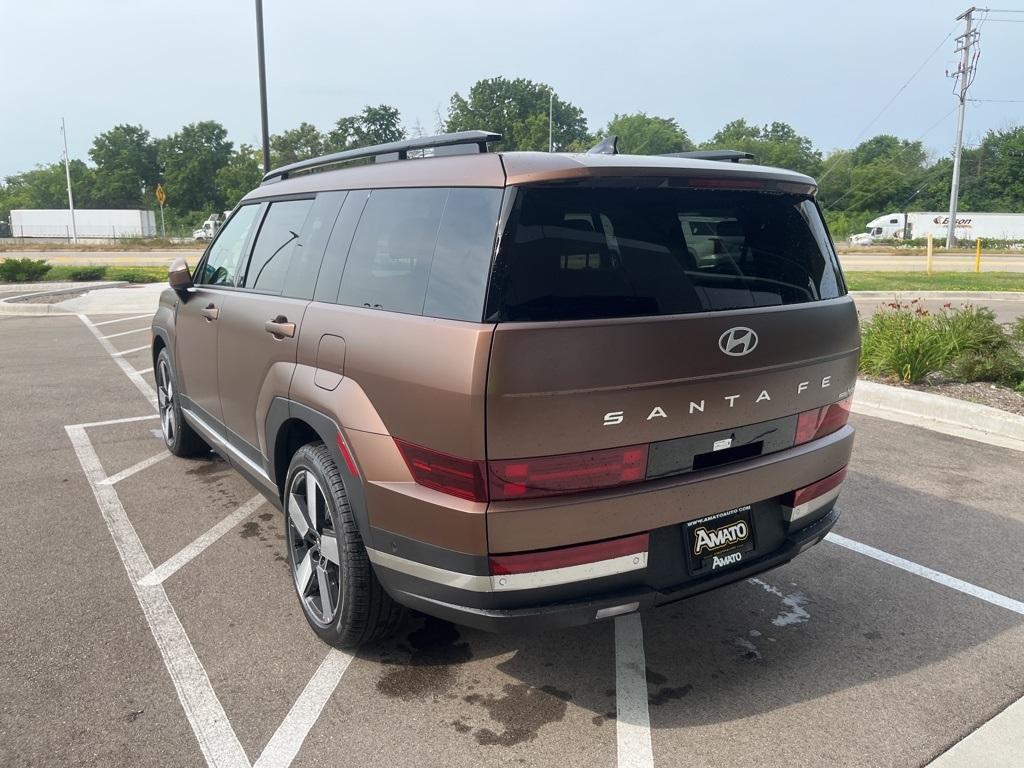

[287,469,341,626]
[157,358,176,446]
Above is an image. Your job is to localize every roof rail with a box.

[262,130,502,183]
[663,149,755,164]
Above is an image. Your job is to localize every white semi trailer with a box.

[850,211,1024,245]
[10,209,157,239]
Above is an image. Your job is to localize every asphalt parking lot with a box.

[1,311,1022,768]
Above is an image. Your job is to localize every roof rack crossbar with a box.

[662,150,756,164]
[262,130,502,183]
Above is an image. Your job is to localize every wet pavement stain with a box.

[645,667,667,686]
[184,457,230,483]
[591,711,616,726]
[239,521,262,539]
[463,683,572,746]
[649,683,693,706]
[375,617,472,700]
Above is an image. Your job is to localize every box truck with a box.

[850,211,1024,245]
[10,209,157,239]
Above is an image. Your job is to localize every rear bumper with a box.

[373,504,840,633]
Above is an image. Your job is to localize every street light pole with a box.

[60,117,78,244]
[255,0,271,174]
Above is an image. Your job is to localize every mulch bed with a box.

[6,288,92,304]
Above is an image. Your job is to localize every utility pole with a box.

[548,90,554,152]
[255,0,271,174]
[946,7,981,248]
[60,117,78,244]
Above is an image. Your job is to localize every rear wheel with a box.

[284,442,404,647]
[156,348,208,458]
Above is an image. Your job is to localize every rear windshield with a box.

[486,183,844,322]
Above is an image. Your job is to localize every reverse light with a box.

[795,396,853,445]
[394,439,488,502]
[785,467,848,525]
[488,444,649,501]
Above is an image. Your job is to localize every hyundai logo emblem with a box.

[718,327,759,357]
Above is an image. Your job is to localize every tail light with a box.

[488,444,649,501]
[489,533,649,576]
[784,467,847,525]
[795,396,853,445]
[394,439,488,502]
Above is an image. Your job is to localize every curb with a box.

[850,291,1024,301]
[853,379,1024,450]
[0,282,129,316]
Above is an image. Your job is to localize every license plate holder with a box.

[684,505,756,575]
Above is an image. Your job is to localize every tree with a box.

[89,124,160,208]
[216,145,263,208]
[157,121,232,214]
[270,122,325,168]
[602,113,694,155]
[0,161,98,232]
[702,119,822,177]
[326,105,405,152]
[446,77,588,151]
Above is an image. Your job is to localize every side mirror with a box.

[168,257,194,293]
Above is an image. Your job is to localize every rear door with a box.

[176,203,262,425]
[484,182,861,460]
[216,196,328,461]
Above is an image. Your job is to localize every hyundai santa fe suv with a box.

[152,130,859,647]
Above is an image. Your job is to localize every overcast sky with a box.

[3,0,1023,179]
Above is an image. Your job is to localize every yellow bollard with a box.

[927,233,933,276]
[975,238,982,273]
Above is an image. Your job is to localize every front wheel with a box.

[156,348,209,457]
[284,442,404,647]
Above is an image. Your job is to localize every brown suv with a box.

[152,131,858,646]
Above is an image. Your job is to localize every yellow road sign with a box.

[155,184,166,206]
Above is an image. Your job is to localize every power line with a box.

[968,97,1024,102]
[815,25,958,186]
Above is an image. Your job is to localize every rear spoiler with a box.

[586,136,754,164]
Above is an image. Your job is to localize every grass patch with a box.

[846,271,1024,292]
[44,265,166,283]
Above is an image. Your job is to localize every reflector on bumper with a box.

[783,467,847,525]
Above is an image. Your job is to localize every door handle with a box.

[264,315,296,339]
[200,303,219,321]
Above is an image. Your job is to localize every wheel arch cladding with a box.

[152,330,168,369]
[266,398,374,546]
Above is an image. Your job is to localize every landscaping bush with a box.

[0,257,52,283]
[860,301,1024,388]
[66,266,107,281]
[860,306,950,383]
[105,267,165,284]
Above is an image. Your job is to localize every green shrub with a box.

[860,307,951,383]
[105,267,164,284]
[860,303,1024,387]
[0,257,52,283]
[1011,317,1024,346]
[66,266,107,281]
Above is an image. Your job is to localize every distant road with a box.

[839,251,1024,272]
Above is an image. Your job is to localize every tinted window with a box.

[487,184,845,322]
[423,188,502,321]
[243,199,314,294]
[315,190,368,304]
[338,188,447,314]
[198,204,260,286]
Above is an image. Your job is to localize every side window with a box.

[280,191,346,300]
[198,204,260,286]
[337,188,447,314]
[423,188,502,321]
[242,199,314,294]
[314,189,369,304]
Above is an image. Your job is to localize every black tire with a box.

[284,442,404,647]
[156,348,209,458]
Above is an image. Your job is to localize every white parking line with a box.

[615,613,654,768]
[66,424,250,768]
[98,450,171,486]
[75,414,160,429]
[252,649,355,768]
[112,344,151,356]
[79,314,157,410]
[138,366,154,375]
[139,495,266,586]
[90,313,154,327]
[826,533,1024,615]
[101,326,151,340]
